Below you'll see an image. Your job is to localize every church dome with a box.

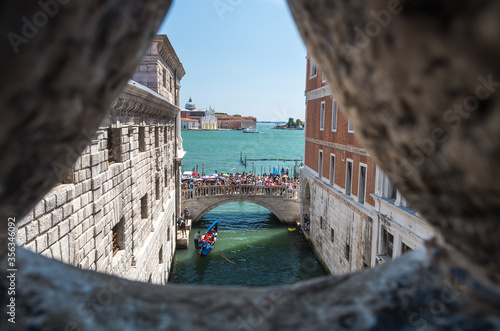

[185,97,196,110]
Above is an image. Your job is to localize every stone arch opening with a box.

[2,0,500,329]
[190,198,289,225]
[300,179,311,226]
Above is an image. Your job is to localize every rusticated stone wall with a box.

[16,81,180,284]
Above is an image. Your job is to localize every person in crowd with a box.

[304,214,311,234]
[179,218,186,236]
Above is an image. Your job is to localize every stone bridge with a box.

[181,184,300,225]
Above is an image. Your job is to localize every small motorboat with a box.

[242,127,259,133]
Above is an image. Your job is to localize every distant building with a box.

[200,106,218,130]
[300,54,433,274]
[181,97,255,130]
[216,114,257,130]
[181,118,200,130]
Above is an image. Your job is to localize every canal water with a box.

[169,124,327,286]
[169,202,327,286]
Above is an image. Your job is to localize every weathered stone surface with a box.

[1,246,498,330]
[0,0,173,254]
[1,0,500,329]
[288,0,500,294]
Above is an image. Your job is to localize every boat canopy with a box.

[207,220,218,233]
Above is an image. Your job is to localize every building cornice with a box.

[110,81,179,119]
[305,137,370,157]
[155,35,186,79]
[305,85,332,101]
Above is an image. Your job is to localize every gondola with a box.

[196,219,218,256]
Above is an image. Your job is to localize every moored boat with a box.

[196,219,218,256]
[242,127,259,133]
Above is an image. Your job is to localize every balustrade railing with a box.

[181,184,299,200]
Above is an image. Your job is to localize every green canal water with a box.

[169,124,327,286]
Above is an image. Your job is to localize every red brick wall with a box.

[305,57,376,206]
[306,56,328,93]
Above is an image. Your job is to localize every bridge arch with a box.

[300,178,311,226]
[181,185,300,225]
[190,197,288,224]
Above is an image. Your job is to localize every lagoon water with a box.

[168,124,327,286]
[180,123,305,177]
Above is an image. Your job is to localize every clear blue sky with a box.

[158,0,307,122]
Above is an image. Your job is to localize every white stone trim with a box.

[318,149,324,179]
[345,158,353,197]
[305,85,332,101]
[320,101,325,131]
[331,100,338,132]
[358,163,368,205]
[348,119,355,133]
[329,153,336,187]
[309,58,318,79]
[305,137,369,156]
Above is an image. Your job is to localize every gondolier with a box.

[194,231,201,252]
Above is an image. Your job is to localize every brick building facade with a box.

[301,55,433,274]
[17,35,186,285]
[216,114,257,130]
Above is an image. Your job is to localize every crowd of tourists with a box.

[181,170,299,191]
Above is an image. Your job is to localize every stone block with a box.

[38,214,53,234]
[92,176,102,191]
[59,219,70,237]
[16,226,27,245]
[75,183,83,196]
[45,195,56,213]
[17,209,34,228]
[36,234,48,253]
[84,204,93,219]
[73,223,83,239]
[81,154,90,168]
[81,191,89,206]
[72,197,82,213]
[34,200,46,219]
[82,218,91,233]
[94,197,104,214]
[87,249,97,266]
[73,157,82,171]
[83,180,92,193]
[55,188,68,207]
[63,203,74,220]
[51,242,61,261]
[66,185,75,201]
[90,141,99,154]
[91,153,101,167]
[93,186,102,202]
[60,235,70,263]
[26,221,40,242]
[95,218,105,235]
[84,238,95,256]
[48,226,59,246]
[52,208,63,226]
